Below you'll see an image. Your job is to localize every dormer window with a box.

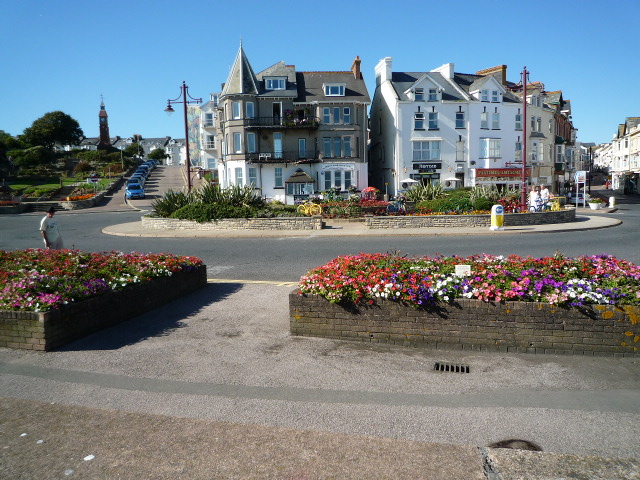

[265,77,286,90]
[324,83,346,96]
[428,88,438,101]
[415,88,424,101]
[481,90,489,102]
[491,90,500,102]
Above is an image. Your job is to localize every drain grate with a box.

[434,362,470,373]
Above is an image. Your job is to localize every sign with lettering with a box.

[455,265,472,277]
[475,168,522,178]
[413,162,441,171]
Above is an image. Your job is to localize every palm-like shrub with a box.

[404,183,445,202]
[151,189,192,218]
[195,183,265,208]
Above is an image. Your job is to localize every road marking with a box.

[207,278,298,287]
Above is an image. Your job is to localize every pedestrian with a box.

[40,206,64,250]
[605,179,611,190]
[540,184,550,204]
[529,186,541,210]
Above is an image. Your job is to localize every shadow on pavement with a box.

[58,283,242,351]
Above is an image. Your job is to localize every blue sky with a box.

[1,0,638,146]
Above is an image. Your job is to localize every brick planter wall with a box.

[365,208,576,229]
[289,291,639,357]
[0,266,207,351]
[142,216,324,231]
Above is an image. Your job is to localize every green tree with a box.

[124,142,143,158]
[148,148,168,161]
[22,111,84,150]
[9,146,54,168]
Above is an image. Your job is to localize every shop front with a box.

[473,168,524,190]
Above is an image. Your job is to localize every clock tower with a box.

[98,96,111,150]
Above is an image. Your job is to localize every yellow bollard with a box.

[490,204,504,231]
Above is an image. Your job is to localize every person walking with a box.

[529,186,542,210]
[40,206,64,250]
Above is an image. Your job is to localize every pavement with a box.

[2,167,638,479]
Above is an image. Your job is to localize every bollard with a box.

[490,204,504,231]
[609,196,615,208]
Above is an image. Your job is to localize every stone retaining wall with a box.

[289,291,639,357]
[142,216,324,231]
[365,208,576,228]
[0,266,207,351]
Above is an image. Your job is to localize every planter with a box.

[290,291,639,357]
[589,202,602,210]
[142,215,324,231]
[0,265,207,351]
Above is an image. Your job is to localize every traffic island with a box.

[289,292,639,357]
[0,265,207,351]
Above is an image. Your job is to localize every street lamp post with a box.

[165,81,202,192]
[520,67,530,209]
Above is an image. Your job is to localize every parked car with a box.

[125,183,145,199]
[130,174,145,186]
[135,169,149,179]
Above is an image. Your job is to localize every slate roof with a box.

[297,71,370,103]
[389,70,520,103]
[221,44,260,96]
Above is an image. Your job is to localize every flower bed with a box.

[291,253,640,356]
[0,249,206,350]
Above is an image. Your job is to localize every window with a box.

[343,107,351,124]
[298,138,307,158]
[206,135,215,149]
[515,142,522,162]
[492,112,500,130]
[266,78,286,90]
[344,136,352,157]
[344,170,352,188]
[247,133,256,153]
[413,140,441,161]
[415,88,424,100]
[323,107,331,124]
[324,172,332,190]
[480,138,501,159]
[204,113,214,127]
[333,137,342,158]
[287,182,313,195]
[537,117,542,133]
[481,90,489,102]
[481,111,488,129]
[531,116,536,131]
[232,102,241,119]
[275,167,283,188]
[235,167,243,185]
[428,112,438,130]
[414,112,424,130]
[531,142,538,163]
[491,90,499,102]
[515,113,522,130]
[323,137,331,157]
[246,102,255,119]
[428,89,438,101]
[549,119,553,134]
[455,112,465,129]
[248,167,257,185]
[273,132,283,159]
[333,107,341,124]
[233,132,242,153]
[334,170,342,189]
[324,169,353,191]
[324,83,346,96]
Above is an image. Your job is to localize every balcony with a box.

[245,116,319,130]
[246,151,320,164]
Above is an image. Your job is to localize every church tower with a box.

[98,96,111,150]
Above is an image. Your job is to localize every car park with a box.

[125,183,145,199]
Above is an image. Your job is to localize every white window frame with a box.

[298,138,307,158]
[233,132,242,153]
[343,107,351,124]
[275,167,283,188]
[481,112,488,129]
[324,83,346,96]
[414,88,424,100]
[234,167,244,185]
[492,112,500,130]
[413,140,441,161]
[232,102,241,120]
[206,135,215,149]
[323,107,331,124]
[480,138,501,160]
[248,167,257,185]
[428,112,438,130]
[515,113,522,131]
[333,107,341,124]
[247,132,256,153]
[246,102,255,119]
[491,90,500,102]
[414,112,424,130]
[204,113,214,127]
[515,142,522,161]
[428,88,438,101]
[481,90,489,102]
[455,111,465,129]
[344,136,352,157]
[266,78,286,90]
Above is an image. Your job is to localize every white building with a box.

[610,117,640,194]
[370,59,528,196]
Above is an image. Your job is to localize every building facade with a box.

[610,117,640,194]
[370,58,578,197]
[215,45,370,203]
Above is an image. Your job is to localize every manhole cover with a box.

[434,362,470,373]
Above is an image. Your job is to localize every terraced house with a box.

[216,44,370,203]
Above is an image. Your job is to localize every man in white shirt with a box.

[40,207,64,249]
[540,184,551,204]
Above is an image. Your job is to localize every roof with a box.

[221,44,260,96]
[296,71,370,103]
[285,168,315,183]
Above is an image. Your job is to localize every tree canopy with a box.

[148,148,168,161]
[22,111,84,150]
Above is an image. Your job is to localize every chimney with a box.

[352,56,362,79]
[476,65,508,86]
[375,57,393,87]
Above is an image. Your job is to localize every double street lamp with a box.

[165,81,202,192]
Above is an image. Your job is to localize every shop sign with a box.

[475,168,522,178]
[413,162,441,171]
